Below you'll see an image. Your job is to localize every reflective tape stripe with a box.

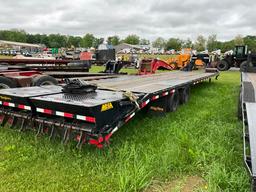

[18,104,31,111]
[24,105,31,110]
[162,91,169,96]
[76,115,96,123]
[140,99,150,108]
[130,112,135,118]
[56,111,64,117]
[37,108,53,115]
[111,126,118,134]
[44,109,53,114]
[0,101,30,110]
[64,112,73,118]
[56,111,73,118]
[152,95,159,100]
[3,102,15,107]
[85,116,96,123]
[76,115,86,121]
[36,108,95,123]
[125,112,135,122]
[36,108,44,113]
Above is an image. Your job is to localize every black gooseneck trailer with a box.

[0,69,219,148]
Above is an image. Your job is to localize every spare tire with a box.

[31,75,58,86]
[0,76,17,89]
[217,60,229,71]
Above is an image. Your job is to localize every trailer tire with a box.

[31,75,58,86]
[167,91,179,112]
[0,76,17,89]
[217,60,229,71]
[179,86,190,104]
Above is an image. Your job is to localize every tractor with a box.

[217,45,248,71]
[240,52,256,72]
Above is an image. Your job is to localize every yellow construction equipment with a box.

[164,48,209,70]
[164,48,192,69]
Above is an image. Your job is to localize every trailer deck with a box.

[241,72,256,190]
[0,70,219,148]
[92,70,216,93]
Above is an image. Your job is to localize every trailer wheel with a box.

[240,61,249,72]
[179,86,190,104]
[31,75,58,86]
[217,60,229,71]
[167,90,179,112]
[0,76,17,89]
[237,89,242,120]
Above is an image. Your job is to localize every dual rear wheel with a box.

[167,86,190,112]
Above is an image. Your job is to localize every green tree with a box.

[92,37,104,48]
[81,33,95,48]
[165,38,182,50]
[124,34,140,45]
[207,34,218,52]
[140,38,150,45]
[152,37,166,48]
[219,40,234,52]
[244,35,256,52]
[0,29,27,42]
[40,34,50,47]
[67,36,82,47]
[182,38,193,48]
[48,34,66,48]
[234,34,244,45]
[107,36,120,46]
[194,35,206,51]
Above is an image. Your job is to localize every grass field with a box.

[0,70,250,191]
[0,55,13,59]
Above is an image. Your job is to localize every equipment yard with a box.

[1,1,255,190]
[0,69,250,191]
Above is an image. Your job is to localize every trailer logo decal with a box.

[101,102,113,112]
[0,96,11,101]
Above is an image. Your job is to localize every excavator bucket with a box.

[139,59,173,75]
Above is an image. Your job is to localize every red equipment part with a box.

[139,59,174,75]
[80,52,93,60]
[0,70,41,77]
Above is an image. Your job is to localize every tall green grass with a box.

[0,71,250,191]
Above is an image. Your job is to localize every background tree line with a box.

[1,29,256,52]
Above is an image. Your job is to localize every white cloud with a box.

[0,0,255,41]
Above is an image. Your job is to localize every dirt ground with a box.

[144,176,207,192]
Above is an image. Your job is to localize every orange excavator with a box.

[165,48,209,70]
[165,48,192,69]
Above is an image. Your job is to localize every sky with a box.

[0,0,255,41]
